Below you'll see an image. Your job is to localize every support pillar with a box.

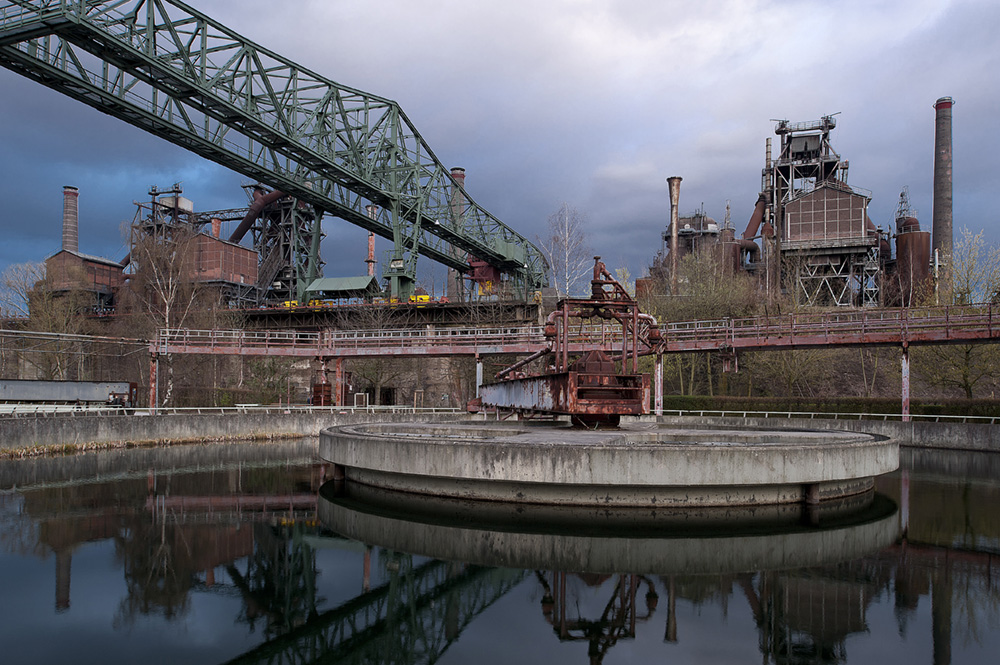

[316,357,330,406]
[475,356,483,398]
[335,357,344,407]
[148,353,158,414]
[654,353,663,416]
[901,344,910,422]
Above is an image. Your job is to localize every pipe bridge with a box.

[152,303,999,358]
[149,303,999,420]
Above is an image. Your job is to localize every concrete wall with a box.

[0,410,477,456]
[646,415,1000,453]
[0,410,995,457]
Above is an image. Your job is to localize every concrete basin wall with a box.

[0,411,478,456]
[320,422,898,507]
[646,415,1000,452]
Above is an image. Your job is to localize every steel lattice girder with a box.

[0,0,549,293]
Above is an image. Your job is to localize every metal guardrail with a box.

[2,404,994,425]
[656,409,1000,425]
[0,405,466,417]
[154,303,999,357]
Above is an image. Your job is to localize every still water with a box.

[1,439,998,664]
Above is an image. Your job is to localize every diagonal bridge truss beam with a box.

[0,0,548,297]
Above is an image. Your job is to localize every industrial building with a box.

[641,104,953,309]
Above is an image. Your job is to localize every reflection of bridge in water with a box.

[223,555,526,665]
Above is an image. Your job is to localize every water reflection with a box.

[0,443,998,664]
[318,482,900,574]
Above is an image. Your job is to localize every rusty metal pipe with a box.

[494,345,552,380]
[229,187,287,243]
[741,194,767,240]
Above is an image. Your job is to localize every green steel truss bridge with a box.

[0,0,548,300]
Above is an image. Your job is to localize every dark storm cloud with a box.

[0,0,996,285]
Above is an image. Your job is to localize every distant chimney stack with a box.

[62,186,79,253]
[211,217,222,238]
[666,176,682,296]
[932,96,954,283]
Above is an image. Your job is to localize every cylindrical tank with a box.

[717,226,740,273]
[896,229,931,307]
[897,216,920,233]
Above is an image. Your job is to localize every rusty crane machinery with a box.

[479,257,661,427]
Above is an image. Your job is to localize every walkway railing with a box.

[154,302,1000,357]
[0,404,466,417]
[665,303,998,350]
[654,409,1000,425]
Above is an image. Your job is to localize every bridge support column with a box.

[654,353,663,416]
[335,357,344,407]
[475,356,483,399]
[901,344,910,422]
[149,353,159,414]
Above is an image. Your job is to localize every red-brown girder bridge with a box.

[150,303,1000,420]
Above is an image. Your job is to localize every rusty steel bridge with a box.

[150,303,1000,420]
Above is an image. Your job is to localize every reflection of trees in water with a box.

[109,517,321,636]
[0,493,38,556]
[113,516,193,628]
[228,522,319,639]
[935,556,1000,651]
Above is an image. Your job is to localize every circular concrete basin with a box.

[319,420,898,508]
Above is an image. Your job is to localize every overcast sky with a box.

[0,0,996,293]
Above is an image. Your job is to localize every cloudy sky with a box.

[0,0,996,293]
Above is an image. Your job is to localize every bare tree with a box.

[119,222,209,406]
[0,261,44,319]
[538,203,592,298]
[0,261,93,379]
[913,227,1000,398]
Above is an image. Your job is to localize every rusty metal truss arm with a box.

[0,0,548,291]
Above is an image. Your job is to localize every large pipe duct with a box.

[666,176,682,296]
[62,185,79,253]
[229,187,287,243]
[741,194,767,240]
[932,97,954,280]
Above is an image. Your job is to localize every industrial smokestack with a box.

[932,96,954,289]
[210,217,221,239]
[62,186,79,253]
[666,176,682,296]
